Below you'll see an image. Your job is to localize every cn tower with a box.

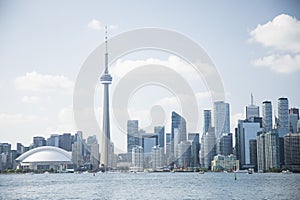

[100,26,112,170]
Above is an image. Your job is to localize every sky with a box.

[0,0,299,152]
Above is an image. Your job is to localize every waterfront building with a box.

[131,145,144,172]
[177,141,191,169]
[262,101,273,133]
[211,154,239,171]
[154,126,165,148]
[284,133,300,172]
[257,130,280,172]
[235,119,262,169]
[151,145,164,169]
[16,146,73,172]
[249,139,258,171]
[87,135,100,170]
[277,97,289,137]
[188,133,200,168]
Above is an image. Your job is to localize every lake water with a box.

[0,172,299,199]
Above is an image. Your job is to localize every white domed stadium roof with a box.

[16,146,72,163]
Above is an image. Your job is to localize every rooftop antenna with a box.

[104,25,108,74]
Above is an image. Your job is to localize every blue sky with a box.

[0,0,299,151]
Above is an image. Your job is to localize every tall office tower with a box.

[127,120,139,153]
[214,101,230,155]
[151,145,164,169]
[59,133,72,151]
[177,141,192,168]
[219,133,233,156]
[278,97,289,137]
[214,101,230,136]
[257,130,280,172]
[284,133,300,172]
[245,93,259,121]
[235,120,262,169]
[132,145,144,171]
[33,136,46,148]
[202,127,216,169]
[203,110,212,133]
[188,133,200,168]
[249,139,257,171]
[100,27,113,170]
[154,126,165,148]
[262,101,273,133]
[171,112,187,162]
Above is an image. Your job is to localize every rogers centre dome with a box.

[16,146,73,171]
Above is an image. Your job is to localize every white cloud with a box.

[87,19,119,30]
[111,55,199,80]
[0,113,38,124]
[21,96,40,104]
[253,54,300,74]
[250,14,300,74]
[88,19,101,30]
[15,71,74,92]
[250,14,300,53]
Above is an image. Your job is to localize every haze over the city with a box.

[0,0,299,152]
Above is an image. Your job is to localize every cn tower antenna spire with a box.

[105,25,108,74]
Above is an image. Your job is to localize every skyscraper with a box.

[154,126,165,148]
[127,120,139,153]
[214,101,230,139]
[235,119,262,169]
[262,101,272,133]
[203,110,212,134]
[100,27,113,170]
[171,112,187,162]
[284,133,300,172]
[245,93,259,121]
[278,97,289,137]
[257,130,280,172]
[202,127,216,169]
[214,101,230,155]
[288,108,299,133]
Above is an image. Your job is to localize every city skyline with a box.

[0,1,299,153]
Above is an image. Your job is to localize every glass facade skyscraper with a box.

[278,97,289,137]
[262,101,273,133]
